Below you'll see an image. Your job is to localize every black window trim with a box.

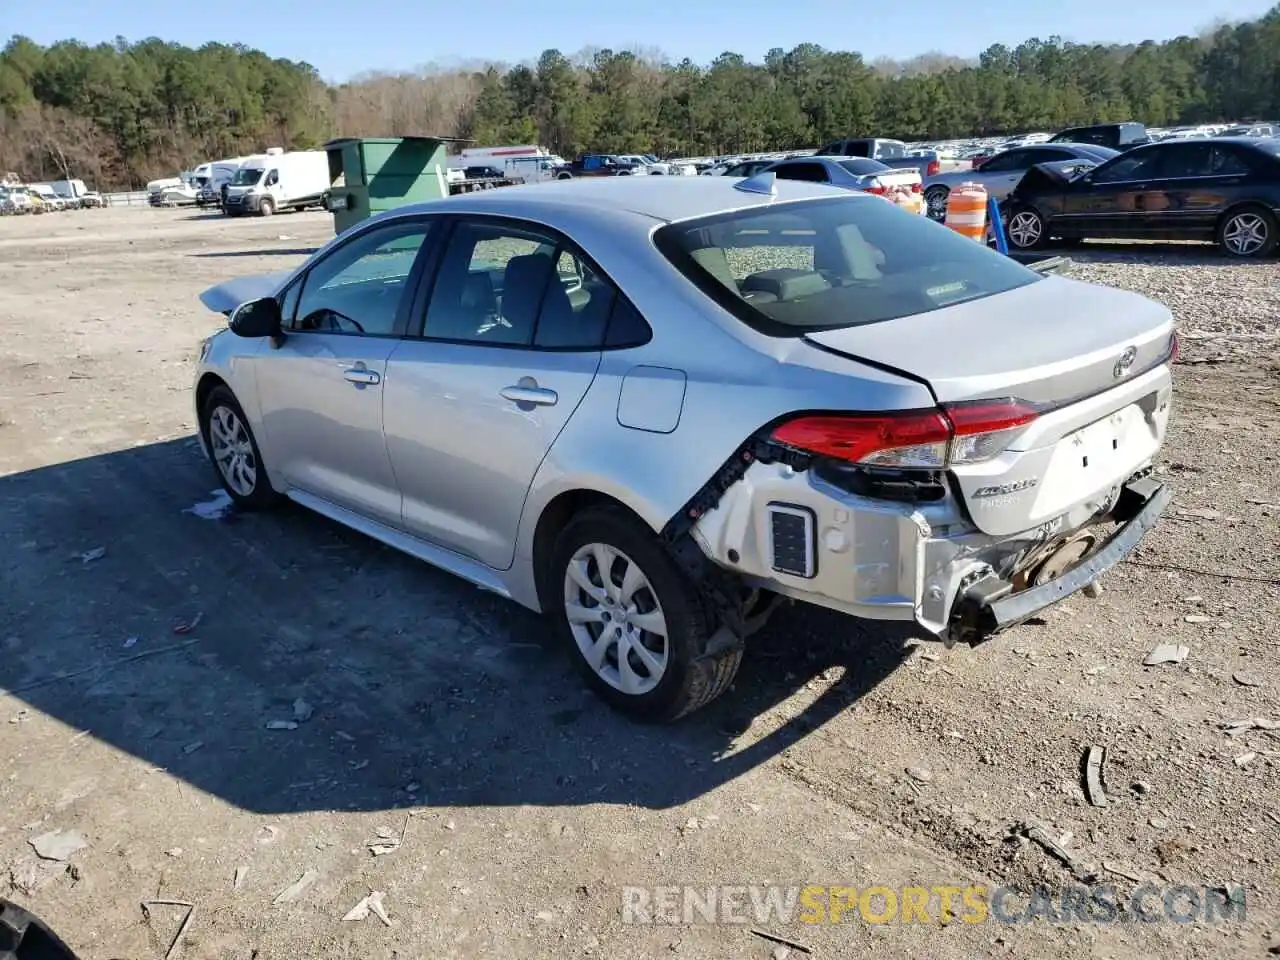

[279,213,444,339]
[404,212,653,353]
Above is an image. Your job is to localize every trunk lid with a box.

[804,274,1175,536]
[803,273,1173,407]
[199,271,292,315]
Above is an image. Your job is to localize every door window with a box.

[978,150,1028,172]
[423,220,646,350]
[291,219,434,335]
[1089,150,1163,184]
[1205,145,1251,176]
[772,162,829,182]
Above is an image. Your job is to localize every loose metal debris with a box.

[367,814,411,857]
[342,890,391,926]
[140,899,195,960]
[750,929,811,954]
[272,870,319,904]
[1019,819,1096,880]
[1083,745,1108,807]
[1143,643,1189,666]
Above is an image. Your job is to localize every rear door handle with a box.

[344,368,381,386]
[500,385,558,406]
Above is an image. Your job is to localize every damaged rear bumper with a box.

[949,478,1171,644]
[687,455,1171,646]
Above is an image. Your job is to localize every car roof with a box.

[386,175,861,225]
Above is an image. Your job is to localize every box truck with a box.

[222,148,329,217]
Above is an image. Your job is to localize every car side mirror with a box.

[229,296,283,343]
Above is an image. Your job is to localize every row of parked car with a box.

[0,177,104,214]
[710,122,1280,259]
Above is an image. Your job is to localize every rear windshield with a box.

[837,158,890,176]
[653,196,1040,337]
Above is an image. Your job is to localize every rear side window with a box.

[654,196,1040,337]
[838,158,890,176]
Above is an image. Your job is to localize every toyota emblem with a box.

[1113,346,1138,378]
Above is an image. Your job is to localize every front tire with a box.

[259,197,275,217]
[1006,205,1046,249]
[550,506,742,723]
[1217,204,1277,259]
[200,385,279,509]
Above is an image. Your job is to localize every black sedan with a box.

[1001,137,1280,258]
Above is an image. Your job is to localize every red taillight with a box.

[771,412,951,468]
[1169,330,1180,363]
[944,400,1040,465]
[864,184,887,195]
[910,182,922,193]
[770,400,1039,469]
[926,159,940,177]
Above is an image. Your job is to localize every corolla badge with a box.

[1113,345,1138,378]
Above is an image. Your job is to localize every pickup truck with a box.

[1048,122,1151,151]
[553,154,635,179]
[814,138,949,179]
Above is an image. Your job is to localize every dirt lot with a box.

[0,206,1277,960]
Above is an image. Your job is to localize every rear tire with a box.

[1217,204,1277,259]
[549,506,742,723]
[1006,205,1046,250]
[199,385,280,510]
[924,185,949,221]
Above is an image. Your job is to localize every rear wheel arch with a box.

[1215,202,1278,258]
[532,490,651,610]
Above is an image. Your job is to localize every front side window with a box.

[654,196,1040,336]
[979,150,1028,172]
[423,220,644,350]
[291,220,434,335]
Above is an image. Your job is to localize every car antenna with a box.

[734,171,777,197]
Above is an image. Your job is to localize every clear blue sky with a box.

[4,0,1275,82]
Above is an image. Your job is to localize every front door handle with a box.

[500,384,558,406]
[344,368,381,386]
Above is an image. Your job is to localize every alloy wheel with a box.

[1007,210,1043,248]
[208,404,258,497]
[563,542,669,696]
[1222,213,1268,256]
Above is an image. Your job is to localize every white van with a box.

[222,149,329,217]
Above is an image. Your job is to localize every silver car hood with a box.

[199,271,292,315]
[803,273,1174,405]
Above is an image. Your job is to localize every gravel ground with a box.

[0,208,1277,960]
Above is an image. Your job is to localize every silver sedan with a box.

[923,143,1119,219]
[195,174,1175,722]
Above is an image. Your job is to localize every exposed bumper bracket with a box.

[952,481,1173,644]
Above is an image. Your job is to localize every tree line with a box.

[1,5,1278,190]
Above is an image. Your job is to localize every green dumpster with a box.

[323,136,469,235]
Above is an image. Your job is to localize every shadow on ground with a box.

[0,439,915,815]
[189,248,319,259]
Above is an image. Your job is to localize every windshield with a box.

[838,158,891,176]
[653,196,1040,337]
[231,167,264,186]
[1078,145,1120,161]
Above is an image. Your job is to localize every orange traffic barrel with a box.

[945,182,988,241]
